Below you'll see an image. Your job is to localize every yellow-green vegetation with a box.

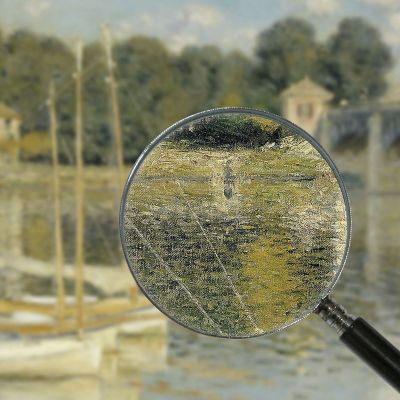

[124,114,347,337]
[20,131,51,160]
[240,236,304,330]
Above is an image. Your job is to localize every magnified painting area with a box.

[123,113,348,338]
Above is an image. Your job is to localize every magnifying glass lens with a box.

[121,110,349,338]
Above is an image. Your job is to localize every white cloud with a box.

[114,18,199,52]
[303,0,340,15]
[360,0,400,9]
[240,27,258,41]
[112,4,223,51]
[23,0,50,18]
[114,20,134,40]
[385,13,400,44]
[182,3,224,27]
[221,27,257,50]
[169,33,198,52]
[389,13,400,28]
[139,13,156,28]
[113,16,200,52]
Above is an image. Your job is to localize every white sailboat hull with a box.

[119,307,167,335]
[0,338,101,377]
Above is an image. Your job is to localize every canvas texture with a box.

[123,112,348,337]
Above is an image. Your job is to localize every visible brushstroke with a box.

[129,223,224,335]
[175,180,263,334]
[123,113,348,337]
[223,160,235,199]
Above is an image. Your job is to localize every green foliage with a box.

[82,42,111,164]
[171,115,282,149]
[1,30,74,133]
[254,18,321,93]
[254,17,392,105]
[0,16,393,164]
[20,131,51,161]
[321,18,393,103]
[115,36,186,161]
[175,45,223,109]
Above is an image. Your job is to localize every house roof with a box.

[0,103,20,120]
[281,76,333,100]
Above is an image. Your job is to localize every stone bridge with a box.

[317,103,400,278]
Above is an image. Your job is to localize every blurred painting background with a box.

[0,0,399,399]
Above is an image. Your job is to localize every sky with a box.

[1,0,400,79]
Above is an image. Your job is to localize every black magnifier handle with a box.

[315,297,400,392]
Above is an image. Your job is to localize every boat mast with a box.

[102,24,125,192]
[74,39,85,337]
[102,25,137,300]
[47,81,66,328]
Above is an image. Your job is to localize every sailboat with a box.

[0,39,166,378]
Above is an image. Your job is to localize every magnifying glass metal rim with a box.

[119,106,352,339]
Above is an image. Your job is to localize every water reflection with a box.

[124,114,348,337]
[0,174,399,399]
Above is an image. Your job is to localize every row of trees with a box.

[0,17,393,164]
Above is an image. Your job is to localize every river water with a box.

[0,170,399,399]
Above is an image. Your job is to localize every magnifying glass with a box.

[120,108,400,391]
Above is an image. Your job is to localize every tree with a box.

[115,36,190,161]
[175,45,223,111]
[2,30,74,134]
[321,18,393,103]
[82,42,111,164]
[254,18,321,93]
[216,50,251,107]
[0,17,392,164]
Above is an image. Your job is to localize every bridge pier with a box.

[365,112,383,283]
